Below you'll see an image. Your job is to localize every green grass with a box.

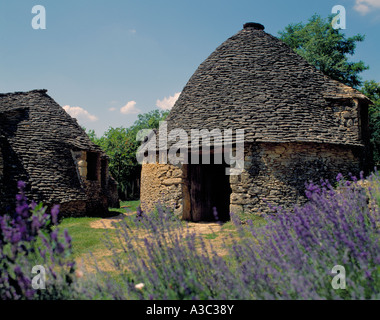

[59,201,140,258]
[59,217,111,258]
[221,211,267,231]
[113,200,140,214]
[59,200,268,268]
[370,173,380,207]
[204,233,219,240]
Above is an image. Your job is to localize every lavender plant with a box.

[3,171,378,300]
[228,172,380,299]
[102,205,240,300]
[0,181,78,300]
[101,172,379,300]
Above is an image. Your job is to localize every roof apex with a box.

[165,25,369,147]
[243,22,264,30]
[0,89,48,97]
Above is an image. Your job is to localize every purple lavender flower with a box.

[64,229,72,245]
[17,181,26,190]
[50,205,60,225]
[1,181,77,300]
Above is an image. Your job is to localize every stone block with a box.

[230,204,243,214]
[162,178,182,186]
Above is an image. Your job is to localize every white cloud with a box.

[63,105,98,122]
[156,92,181,110]
[120,101,140,114]
[129,29,137,34]
[354,0,380,14]
[109,107,116,112]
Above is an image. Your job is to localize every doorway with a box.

[184,153,231,222]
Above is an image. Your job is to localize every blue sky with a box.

[1,0,380,136]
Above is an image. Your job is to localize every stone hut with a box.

[0,89,119,217]
[140,22,372,221]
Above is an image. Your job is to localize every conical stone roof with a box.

[166,23,369,147]
[0,89,104,205]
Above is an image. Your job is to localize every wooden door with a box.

[188,161,231,222]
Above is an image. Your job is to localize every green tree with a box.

[360,80,380,166]
[87,110,169,200]
[86,129,99,145]
[278,14,368,88]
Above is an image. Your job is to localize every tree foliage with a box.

[87,109,169,200]
[360,80,380,165]
[279,14,379,166]
[278,14,368,88]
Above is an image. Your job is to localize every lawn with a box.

[58,200,259,269]
[54,174,379,299]
[3,173,379,300]
[59,201,140,259]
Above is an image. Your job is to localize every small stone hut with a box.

[140,22,372,221]
[0,89,119,217]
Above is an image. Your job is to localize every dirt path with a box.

[89,212,136,229]
[78,213,229,273]
[89,212,223,235]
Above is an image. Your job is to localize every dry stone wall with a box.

[140,163,183,217]
[71,150,113,216]
[72,150,87,181]
[230,142,362,214]
[140,142,363,220]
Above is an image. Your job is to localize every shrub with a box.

[2,172,379,300]
[0,181,78,299]
[101,205,237,299]
[101,172,379,299]
[228,172,380,299]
